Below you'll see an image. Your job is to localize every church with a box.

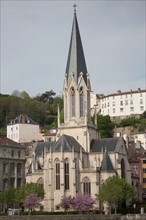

[26,7,131,212]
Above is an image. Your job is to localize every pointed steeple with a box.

[65,6,87,84]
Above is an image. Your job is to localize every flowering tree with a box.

[59,196,73,212]
[72,194,95,213]
[59,194,95,213]
[24,193,42,214]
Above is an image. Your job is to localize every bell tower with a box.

[57,6,97,152]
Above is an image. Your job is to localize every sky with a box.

[1,0,145,97]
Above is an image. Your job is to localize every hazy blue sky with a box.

[1,0,145,97]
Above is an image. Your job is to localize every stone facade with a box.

[26,9,131,213]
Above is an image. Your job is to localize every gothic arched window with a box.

[121,158,125,179]
[82,177,91,195]
[55,159,60,190]
[70,87,75,117]
[64,158,69,190]
[79,87,84,117]
[37,177,44,189]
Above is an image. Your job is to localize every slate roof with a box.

[65,10,87,84]
[90,137,123,152]
[52,134,85,153]
[101,149,114,172]
[35,141,55,156]
[8,114,38,125]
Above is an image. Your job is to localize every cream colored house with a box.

[26,8,131,212]
[7,114,40,143]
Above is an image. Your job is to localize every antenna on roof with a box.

[73,4,77,13]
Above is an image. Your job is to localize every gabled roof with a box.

[90,137,124,152]
[52,134,84,153]
[65,10,87,84]
[101,149,114,172]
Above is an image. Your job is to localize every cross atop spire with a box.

[73,4,77,13]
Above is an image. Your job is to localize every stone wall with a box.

[0,214,146,220]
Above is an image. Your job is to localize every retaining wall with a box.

[0,214,146,220]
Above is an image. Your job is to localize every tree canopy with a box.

[0,90,63,135]
[96,115,115,138]
[97,176,135,214]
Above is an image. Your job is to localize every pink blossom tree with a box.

[59,194,95,213]
[59,195,73,212]
[71,194,96,213]
[24,193,42,214]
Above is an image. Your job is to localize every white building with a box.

[100,89,146,120]
[7,114,40,143]
[26,9,131,213]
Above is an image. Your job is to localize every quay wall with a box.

[0,214,146,220]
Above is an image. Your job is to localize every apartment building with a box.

[7,114,40,143]
[0,136,25,191]
[99,89,146,121]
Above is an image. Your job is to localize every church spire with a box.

[65,5,87,84]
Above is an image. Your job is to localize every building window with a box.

[3,178,8,189]
[140,99,143,104]
[64,159,69,190]
[10,163,15,174]
[11,150,14,157]
[70,87,75,117]
[107,102,109,107]
[3,163,8,174]
[125,100,128,105]
[130,107,134,112]
[130,100,133,105]
[143,168,146,173]
[83,177,91,195]
[140,106,144,111]
[113,96,115,100]
[143,178,146,183]
[121,159,125,179]
[17,163,22,174]
[120,108,123,113]
[18,151,21,158]
[10,178,15,188]
[3,149,7,157]
[143,160,146,164]
[113,108,115,113]
[17,178,22,187]
[120,101,123,106]
[55,159,60,190]
[79,87,84,117]
[140,93,142,97]
[37,178,44,189]
[112,102,115,107]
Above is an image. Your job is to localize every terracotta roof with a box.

[0,136,23,147]
[102,89,146,98]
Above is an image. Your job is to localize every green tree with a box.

[97,115,114,138]
[15,182,45,206]
[97,176,135,214]
[119,117,139,128]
